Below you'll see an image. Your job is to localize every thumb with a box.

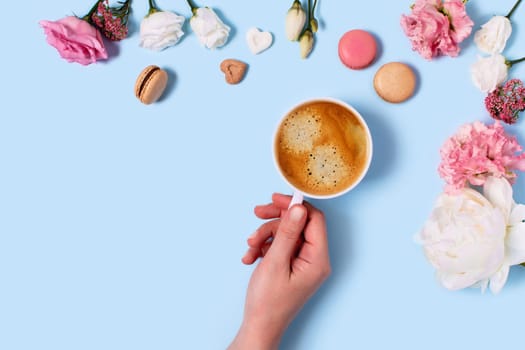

[267,205,307,266]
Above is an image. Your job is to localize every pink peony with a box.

[400,0,473,60]
[438,121,525,193]
[40,16,108,65]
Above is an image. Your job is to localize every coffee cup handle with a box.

[288,190,304,208]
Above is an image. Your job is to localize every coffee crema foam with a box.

[275,101,370,196]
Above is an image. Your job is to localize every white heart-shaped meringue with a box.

[246,27,273,55]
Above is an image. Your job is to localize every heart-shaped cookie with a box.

[220,59,248,85]
[246,27,273,55]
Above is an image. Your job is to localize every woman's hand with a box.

[228,193,331,350]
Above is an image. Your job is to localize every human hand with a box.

[228,193,331,350]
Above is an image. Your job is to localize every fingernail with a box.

[288,205,304,223]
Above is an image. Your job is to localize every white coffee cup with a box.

[273,97,373,205]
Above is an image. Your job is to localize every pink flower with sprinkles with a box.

[91,0,132,41]
[438,121,525,193]
[485,79,525,125]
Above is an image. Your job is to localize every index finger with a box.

[253,193,293,219]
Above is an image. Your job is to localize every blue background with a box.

[2,0,525,349]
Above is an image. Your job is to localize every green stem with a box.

[306,0,317,29]
[462,0,468,4]
[307,0,312,23]
[310,0,318,19]
[82,0,102,22]
[148,0,158,15]
[506,0,522,18]
[116,0,132,24]
[186,0,198,13]
[508,56,525,67]
[297,0,314,39]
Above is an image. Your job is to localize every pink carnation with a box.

[443,0,473,43]
[438,121,525,193]
[400,0,473,60]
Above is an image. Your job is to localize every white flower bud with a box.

[285,0,306,41]
[299,29,314,59]
[310,18,318,33]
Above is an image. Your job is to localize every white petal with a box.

[471,278,489,293]
[510,204,525,224]
[437,271,478,291]
[504,204,525,265]
[483,177,513,220]
[489,265,509,294]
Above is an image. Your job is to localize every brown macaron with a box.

[134,65,168,105]
[373,62,416,103]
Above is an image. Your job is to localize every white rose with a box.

[285,0,306,41]
[470,54,508,93]
[190,7,230,49]
[139,11,185,51]
[474,16,512,54]
[417,177,525,294]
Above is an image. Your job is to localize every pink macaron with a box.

[338,29,377,70]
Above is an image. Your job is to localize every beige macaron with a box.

[134,65,168,105]
[373,62,416,103]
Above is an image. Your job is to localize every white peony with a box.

[417,177,525,294]
[139,11,186,51]
[285,0,306,41]
[474,16,512,54]
[189,7,230,49]
[470,54,508,93]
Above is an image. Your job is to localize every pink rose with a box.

[400,3,452,60]
[443,0,473,43]
[40,16,108,65]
